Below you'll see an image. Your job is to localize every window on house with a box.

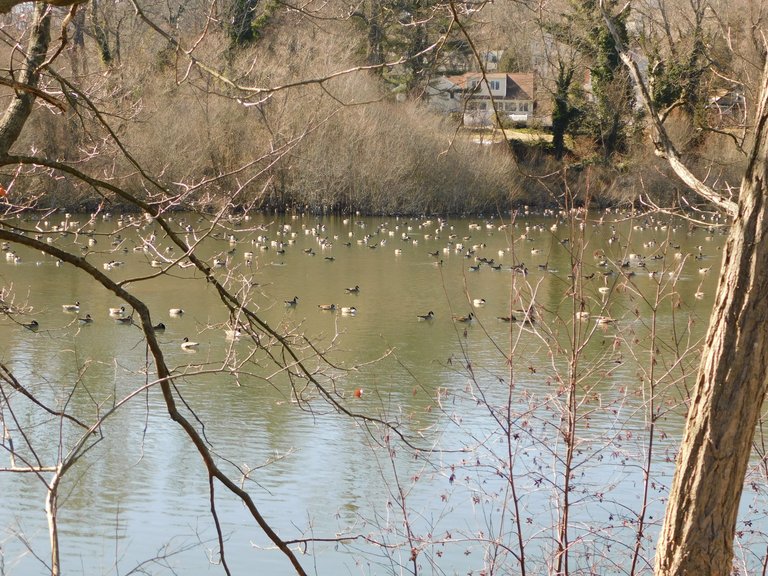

[508,102,517,112]
[469,80,478,90]
[489,80,500,91]
[520,102,529,112]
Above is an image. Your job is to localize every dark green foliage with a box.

[90,0,113,64]
[349,0,458,97]
[229,0,282,49]
[648,35,707,119]
[551,64,579,159]
[229,0,259,46]
[367,0,385,68]
[251,0,280,41]
[544,0,633,159]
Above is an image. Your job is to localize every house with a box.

[425,76,465,114]
[427,72,535,127]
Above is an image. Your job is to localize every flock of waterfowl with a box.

[2,207,726,349]
[17,300,194,349]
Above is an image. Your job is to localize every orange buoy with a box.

[353,388,363,398]
[0,185,7,197]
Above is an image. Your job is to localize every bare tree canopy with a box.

[600,1,768,573]
[4,0,768,574]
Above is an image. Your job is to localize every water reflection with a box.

[0,211,734,574]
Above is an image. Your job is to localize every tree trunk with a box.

[655,59,768,575]
[0,2,49,155]
[366,0,384,69]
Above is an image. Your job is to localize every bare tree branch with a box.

[599,0,738,217]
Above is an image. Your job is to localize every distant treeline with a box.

[0,3,746,217]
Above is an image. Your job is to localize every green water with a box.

[0,210,738,575]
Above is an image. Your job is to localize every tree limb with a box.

[598,0,738,217]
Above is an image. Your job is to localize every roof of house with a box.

[444,72,535,100]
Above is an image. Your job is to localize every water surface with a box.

[0,210,740,575]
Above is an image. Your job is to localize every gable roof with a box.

[446,72,535,100]
[501,73,534,100]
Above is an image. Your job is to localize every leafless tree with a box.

[601,0,768,573]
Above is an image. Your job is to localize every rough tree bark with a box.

[599,2,768,572]
[0,3,50,155]
[654,58,768,575]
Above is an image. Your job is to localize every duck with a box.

[78,314,94,324]
[115,316,133,325]
[345,285,360,294]
[318,303,336,311]
[62,301,80,312]
[103,260,125,270]
[515,307,537,324]
[181,337,199,350]
[284,296,299,307]
[109,306,126,317]
[454,312,474,323]
[22,319,39,331]
[472,298,486,307]
[152,322,166,331]
[169,308,184,316]
[497,315,517,322]
[341,306,357,315]
[417,311,435,321]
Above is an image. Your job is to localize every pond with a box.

[0,208,753,575]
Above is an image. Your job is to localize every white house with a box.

[427,72,535,126]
